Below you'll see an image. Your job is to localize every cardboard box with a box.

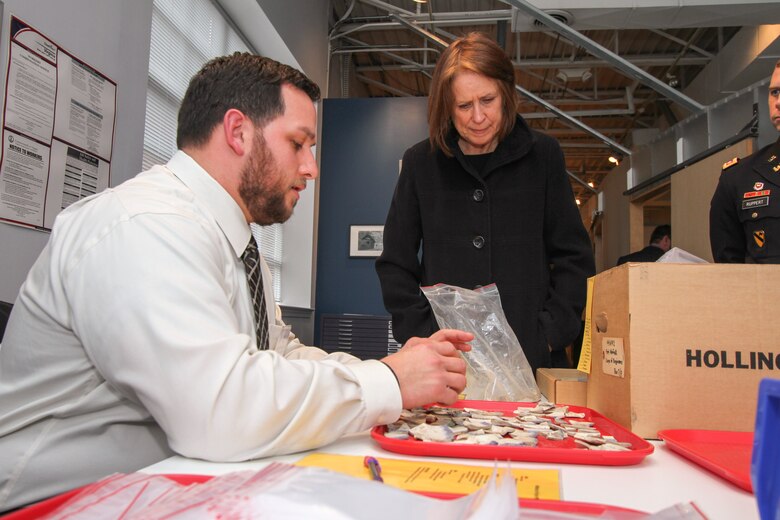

[584,263,780,439]
[536,368,587,406]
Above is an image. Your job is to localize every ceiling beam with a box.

[568,170,598,193]
[514,84,631,156]
[342,4,633,157]
[501,0,705,113]
[354,53,710,72]
[356,74,414,97]
[390,13,449,48]
[354,0,511,24]
[649,29,714,58]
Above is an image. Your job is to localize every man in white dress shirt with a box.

[0,53,471,512]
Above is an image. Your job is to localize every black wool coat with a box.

[616,245,666,266]
[376,116,595,372]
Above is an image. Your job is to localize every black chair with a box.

[0,301,12,342]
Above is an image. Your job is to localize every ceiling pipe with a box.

[502,0,705,114]
[515,84,631,156]
[568,170,598,193]
[344,1,632,156]
[355,53,710,71]
[342,35,434,76]
[333,47,441,55]
[389,14,448,49]
[649,29,713,58]
[356,74,414,97]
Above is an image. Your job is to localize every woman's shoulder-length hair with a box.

[427,32,518,157]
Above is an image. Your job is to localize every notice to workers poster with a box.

[0,16,115,231]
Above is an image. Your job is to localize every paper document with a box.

[295,453,560,500]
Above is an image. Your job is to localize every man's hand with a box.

[381,329,472,408]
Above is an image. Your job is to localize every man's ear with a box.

[223,109,252,156]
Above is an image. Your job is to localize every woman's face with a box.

[450,70,503,155]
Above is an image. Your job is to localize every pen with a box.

[363,456,384,483]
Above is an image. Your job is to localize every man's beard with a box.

[238,132,294,226]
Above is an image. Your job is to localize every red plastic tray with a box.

[1,474,647,518]
[658,429,753,492]
[372,399,654,466]
[0,474,211,519]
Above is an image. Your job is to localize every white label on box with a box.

[601,337,625,378]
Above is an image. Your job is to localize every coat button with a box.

[472,235,485,249]
[752,212,758,219]
[473,189,484,202]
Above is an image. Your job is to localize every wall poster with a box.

[0,16,115,231]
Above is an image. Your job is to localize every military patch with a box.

[743,189,771,199]
[754,230,765,248]
[774,164,780,173]
[722,157,739,170]
[742,197,769,210]
[769,155,777,163]
[754,182,764,190]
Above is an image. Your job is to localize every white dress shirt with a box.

[0,151,401,511]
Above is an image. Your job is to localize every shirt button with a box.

[473,189,484,202]
[472,235,485,249]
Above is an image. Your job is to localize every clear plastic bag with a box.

[422,283,541,402]
[43,465,520,519]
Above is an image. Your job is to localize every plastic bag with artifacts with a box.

[422,284,541,402]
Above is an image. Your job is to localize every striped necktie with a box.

[241,238,270,350]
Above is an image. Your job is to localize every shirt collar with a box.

[166,150,251,257]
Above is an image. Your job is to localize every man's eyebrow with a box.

[298,126,316,139]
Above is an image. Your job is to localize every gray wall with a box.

[258,0,330,90]
[0,0,154,303]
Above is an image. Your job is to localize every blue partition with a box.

[315,96,428,344]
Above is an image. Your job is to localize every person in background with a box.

[375,32,595,374]
[616,225,672,265]
[0,53,472,512]
[710,59,780,263]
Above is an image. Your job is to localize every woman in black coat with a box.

[376,32,595,373]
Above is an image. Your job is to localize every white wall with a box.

[257,0,329,310]
[253,0,329,90]
[0,0,154,303]
[220,0,330,310]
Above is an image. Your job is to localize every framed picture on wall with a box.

[349,225,384,257]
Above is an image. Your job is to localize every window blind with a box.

[143,0,283,300]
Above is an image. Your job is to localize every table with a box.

[141,432,759,519]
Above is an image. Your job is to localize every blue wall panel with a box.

[315,96,428,344]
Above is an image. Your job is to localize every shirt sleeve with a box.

[267,299,363,365]
[64,211,401,462]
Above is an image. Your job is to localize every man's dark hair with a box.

[650,224,671,244]
[176,52,320,149]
